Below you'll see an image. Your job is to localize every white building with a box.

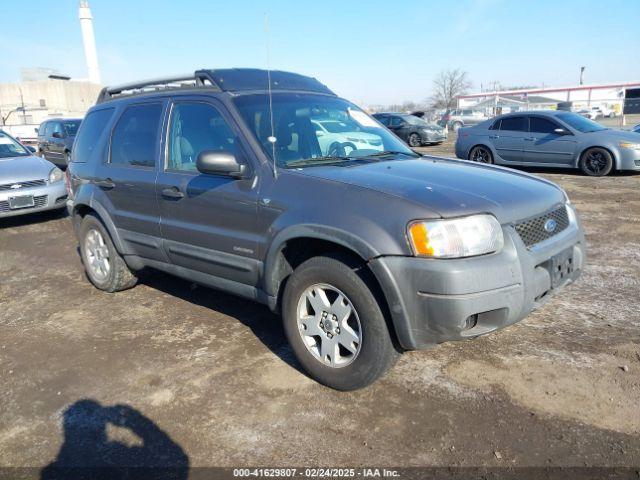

[457,82,640,116]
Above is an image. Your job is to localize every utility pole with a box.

[579,66,586,85]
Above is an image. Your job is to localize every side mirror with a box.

[34,128,39,134]
[52,131,64,139]
[196,150,247,178]
[554,128,570,135]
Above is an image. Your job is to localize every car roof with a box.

[41,118,82,123]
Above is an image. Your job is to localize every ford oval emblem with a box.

[544,218,557,233]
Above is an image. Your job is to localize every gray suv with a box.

[67,69,586,390]
[37,118,82,168]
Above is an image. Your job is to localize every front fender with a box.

[263,224,382,297]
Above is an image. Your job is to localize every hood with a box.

[296,157,565,224]
[595,129,640,142]
[0,155,56,184]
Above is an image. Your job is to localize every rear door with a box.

[491,116,528,162]
[93,100,166,261]
[524,115,577,165]
[156,97,261,286]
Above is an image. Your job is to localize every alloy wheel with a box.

[296,283,362,368]
[471,147,491,163]
[84,228,111,282]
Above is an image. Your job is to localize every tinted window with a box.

[376,116,390,126]
[390,116,404,127]
[489,119,501,130]
[51,122,63,135]
[43,122,53,136]
[63,120,81,136]
[529,117,560,134]
[72,108,114,163]
[167,102,235,172]
[462,110,473,115]
[110,103,163,167]
[38,122,48,137]
[500,116,527,132]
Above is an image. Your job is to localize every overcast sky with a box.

[1,0,639,105]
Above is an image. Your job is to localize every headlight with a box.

[619,141,640,150]
[49,167,63,183]
[408,214,504,258]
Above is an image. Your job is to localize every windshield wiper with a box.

[286,156,353,168]
[363,150,420,158]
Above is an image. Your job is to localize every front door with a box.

[156,98,261,286]
[93,101,166,261]
[523,116,577,165]
[492,116,528,162]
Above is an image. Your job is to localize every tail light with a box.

[64,168,72,197]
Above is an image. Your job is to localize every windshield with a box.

[557,112,606,133]
[63,120,81,136]
[0,131,30,158]
[234,93,416,168]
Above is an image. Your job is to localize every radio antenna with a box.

[264,13,278,179]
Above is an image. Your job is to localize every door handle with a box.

[489,135,499,139]
[95,178,115,189]
[161,187,184,199]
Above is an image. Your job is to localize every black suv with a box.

[37,118,82,168]
[67,68,585,390]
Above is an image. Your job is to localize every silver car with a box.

[0,130,67,218]
[455,110,640,176]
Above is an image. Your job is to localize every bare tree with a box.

[431,69,472,109]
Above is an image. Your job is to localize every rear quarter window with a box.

[71,108,115,163]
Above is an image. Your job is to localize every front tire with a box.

[579,147,613,176]
[282,255,399,390]
[79,214,137,292]
[408,133,422,147]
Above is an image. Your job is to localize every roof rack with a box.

[96,69,335,104]
[96,71,217,104]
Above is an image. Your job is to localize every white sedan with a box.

[312,119,384,156]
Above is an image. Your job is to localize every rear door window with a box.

[110,103,163,168]
[500,116,527,132]
[72,108,114,163]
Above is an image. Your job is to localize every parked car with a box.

[311,119,384,156]
[37,118,82,168]
[0,130,67,218]
[67,69,585,390]
[439,109,488,131]
[455,110,640,176]
[596,105,618,118]
[372,113,447,147]
[577,107,602,120]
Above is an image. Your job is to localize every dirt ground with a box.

[1,139,639,475]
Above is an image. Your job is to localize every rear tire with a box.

[79,214,137,292]
[579,147,613,176]
[469,145,493,164]
[282,254,399,390]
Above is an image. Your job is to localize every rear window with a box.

[110,103,163,168]
[71,108,114,163]
[500,116,527,132]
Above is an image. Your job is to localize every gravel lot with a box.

[1,139,639,474]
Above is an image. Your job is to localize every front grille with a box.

[0,179,46,191]
[515,205,569,247]
[0,195,47,213]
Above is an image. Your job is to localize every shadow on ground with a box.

[139,270,305,375]
[41,399,189,480]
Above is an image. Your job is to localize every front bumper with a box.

[617,148,640,171]
[369,204,586,350]
[0,182,67,218]
[422,130,448,143]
